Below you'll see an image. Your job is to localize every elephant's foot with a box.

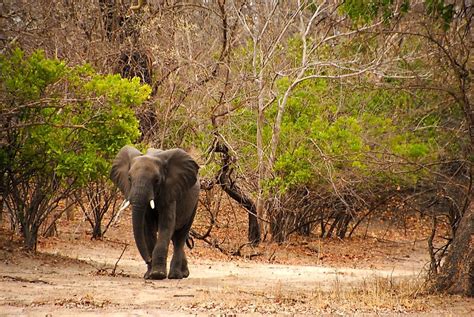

[182,268,189,278]
[181,260,189,278]
[168,258,189,279]
[144,262,152,279]
[168,270,183,279]
[168,266,189,279]
[180,265,189,278]
[148,269,167,280]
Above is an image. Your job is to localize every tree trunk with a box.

[65,196,75,221]
[256,70,267,240]
[92,220,103,240]
[215,142,261,245]
[247,209,260,245]
[433,58,473,296]
[0,171,5,225]
[22,223,39,251]
[433,200,474,296]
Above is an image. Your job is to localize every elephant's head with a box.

[110,145,199,209]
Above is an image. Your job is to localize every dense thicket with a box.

[0,0,471,295]
[0,49,150,248]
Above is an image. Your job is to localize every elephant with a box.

[110,145,200,280]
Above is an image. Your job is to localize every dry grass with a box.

[309,275,429,313]
[188,275,459,315]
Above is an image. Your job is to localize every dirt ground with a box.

[0,206,473,316]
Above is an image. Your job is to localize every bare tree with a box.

[228,0,411,242]
[75,179,121,239]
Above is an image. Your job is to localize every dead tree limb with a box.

[213,141,261,246]
[111,244,128,276]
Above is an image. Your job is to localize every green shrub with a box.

[0,48,150,249]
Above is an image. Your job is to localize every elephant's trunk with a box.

[131,204,151,264]
[129,187,154,264]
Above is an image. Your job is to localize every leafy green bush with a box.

[0,48,150,249]
[216,69,446,214]
[264,75,445,194]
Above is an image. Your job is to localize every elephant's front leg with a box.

[149,204,175,280]
[143,210,158,279]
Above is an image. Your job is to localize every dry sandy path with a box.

[0,237,430,316]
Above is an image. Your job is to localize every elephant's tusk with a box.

[118,200,130,213]
[150,199,155,210]
[112,200,130,226]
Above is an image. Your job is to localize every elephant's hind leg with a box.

[181,255,189,278]
[168,231,188,279]
[169,249,189,279]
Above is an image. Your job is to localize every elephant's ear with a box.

[156,148,199,201]
[110,145,142,197]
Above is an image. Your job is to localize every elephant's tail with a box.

[185,235,194,249]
